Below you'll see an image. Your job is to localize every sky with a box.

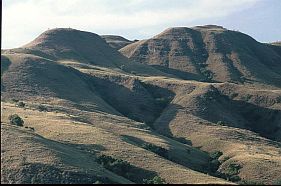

[2,0,281,49]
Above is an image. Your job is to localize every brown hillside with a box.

[101,35,134,50]
[1,27,281,184]
[120,25,281,87]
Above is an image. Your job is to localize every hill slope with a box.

[120,25,281,87]
[1,27,281,184]
[101,35,134,50]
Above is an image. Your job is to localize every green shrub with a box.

[141,143,169,158]
[143,176,166,184]
[37,104,48,112]
[225,163,241,176]
[17,101,25,108]
[209,151,223,160]
[96,155,133,178]
[229,175,241,182]
[208,151,223,174]
[8,114,24,126]
[209,159,221,173]
[239,179,264,185]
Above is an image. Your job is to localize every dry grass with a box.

[1,27,281,184]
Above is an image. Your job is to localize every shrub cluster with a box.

[208,151,223,174]
[143,176,166,184]
[37,104,48,112]
[141,143,169,159]
[17,101,25,108]
[96,154,165,184]
[96,155,133,178]
[8,114,24,126]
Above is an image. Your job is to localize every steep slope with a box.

[1,28,175,115]
[1,123,133,184]
[140,77,281,184]
[1,26,281,184]
[101,35,134,50]
[120,25,281,87]
[1,54,120,115]
[3,28,170,77]
[1,102,231,184]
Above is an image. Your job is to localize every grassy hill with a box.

[1,26,281,184]
[120,25,281,88]
[101,35,134,50]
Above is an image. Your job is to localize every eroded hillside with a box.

[1,26,281,184]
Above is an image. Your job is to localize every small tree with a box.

[37,104,48,112]
[17,101,25,108]
[141,143,169,158]
[8,114,24,126]
[143,176,166,184]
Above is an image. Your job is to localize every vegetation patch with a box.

[238,179,264,185]
[37,104,48,112]
[17,101,26,108]
[8,114,24,126]
[143,176,166,184]
[141,143,169,159]
[96,154,161,184]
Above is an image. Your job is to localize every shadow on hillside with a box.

[121,134,208,173]
[36,135,158,184]
[151,65,202,81]
[1,55,12,92]
[86,75,159,124]
[153,103,184,137]
[188,90,281,142]
[150,87,281,144]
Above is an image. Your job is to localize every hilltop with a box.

[120,25,281,88]
[101,35,134,50]
[1,26,281,184]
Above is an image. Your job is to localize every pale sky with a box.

[2,0,281,49]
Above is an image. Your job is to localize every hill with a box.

[120,25,281,88]
[1,26,281,184]
[101,35,134,50]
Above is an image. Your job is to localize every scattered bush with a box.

[37,104,48,112]
[8,114,24,126]
[17,101,25,108]
[141,143,169,159]
[218,163,242,182]
[209,151,223,160]
[208,151,223,174]
[225,163,241,176]
[143,176,166,184]
[96,155,133,178]
[209,159,221,173]
[238,179,264,185]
